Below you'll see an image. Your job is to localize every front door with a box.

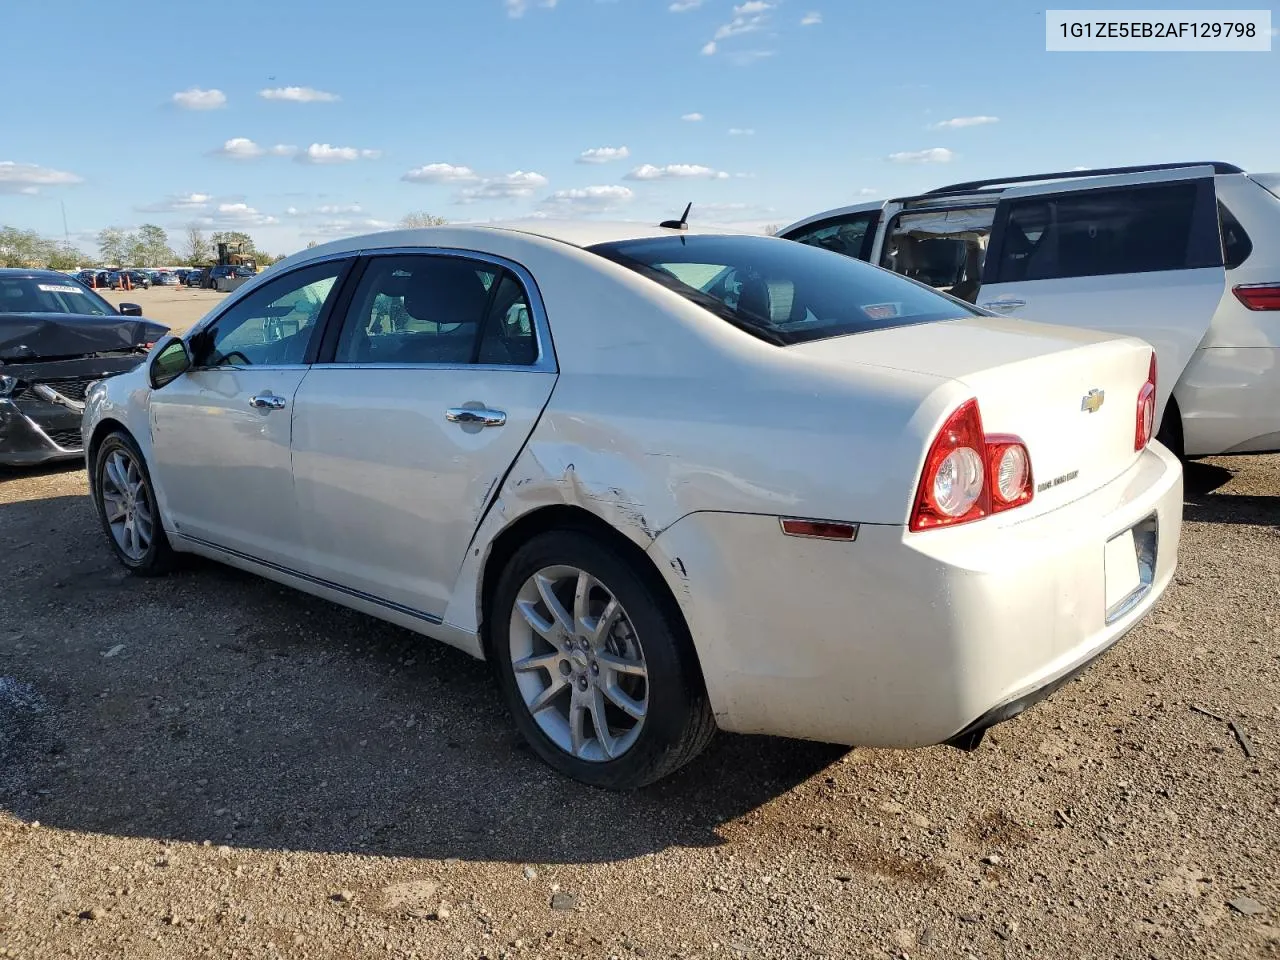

[290,252,558,621]
[976,166,1228,422]
[148,257,351,566]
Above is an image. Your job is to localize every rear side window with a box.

[989,181,1223,283]
[589,234,978,346]
[1219,201,1253,270]
[783,211,878,261]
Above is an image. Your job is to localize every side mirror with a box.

[119,302,143,317]
[148,336,191,390]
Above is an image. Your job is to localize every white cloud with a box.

[625,163,730,181]
[191,202,279,227]
[543,185,635,212]
[310,218,396,237]
[887,147,955,163]
[316,203,364,214]
[577,146,631,164]
[402,163,481,184]
[296,143,381,164]
[681,112,705,122]
[701,41,717,55]
[933,115,999,129]
[456,170,550,203]
[135,192,212,213]
[856,187,878,196]
[713,1,773,41]
[505,0,557,16]
[172,87,226,110]
[0,161,83,194]
[728,128,755,136]
[669,0,705,9]
[212,137,265,159]
[800,11,822,25]
[269,144,299,157]
[259,86,340,103]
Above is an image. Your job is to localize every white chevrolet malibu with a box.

[83,221,1183,789]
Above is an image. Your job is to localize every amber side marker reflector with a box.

[779,518,859,541]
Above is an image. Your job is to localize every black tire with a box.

[488,530,716,790]
[1156,397,1184,459]
[92,431,177,576]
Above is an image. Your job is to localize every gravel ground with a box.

[0,454,1277,960]
[98,288,226,335]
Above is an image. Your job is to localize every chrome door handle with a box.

[981,298,1027,313]
[446,407,506,427]
[249,393,287,410]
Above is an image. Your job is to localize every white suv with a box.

[779,162,1280,458]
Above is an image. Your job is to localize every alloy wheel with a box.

[100,449,155,562]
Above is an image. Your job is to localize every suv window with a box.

[192,259,345,367]
[783,211,878,261]
[990,181,1223,283]
[334,254,536,366]
[589,234,977,346]
[1219,201,1253,270]
[879,207,995,303]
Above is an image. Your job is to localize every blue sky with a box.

[1,0,1276,257]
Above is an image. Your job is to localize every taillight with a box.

[910,400,1033,532]
[1135,351,1157,451]
[987,436,1034,513]
[1232,283,1280,311]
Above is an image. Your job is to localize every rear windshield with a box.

[588,234,977,345]
[0,275,114,317]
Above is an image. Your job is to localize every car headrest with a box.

[403,260,491,325]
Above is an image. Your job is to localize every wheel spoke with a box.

[569,699,587,757]
[572,571,596,635]
[596,650,646,678]
[535,573,574,636]
[513,651,563,675]
[105,454,128,494]
[586,598,622,649]
[527,677,568,715]
[101,493,127,523]
[603,681,646,721]
[589,687,617,759]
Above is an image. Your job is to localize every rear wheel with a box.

[93,431,176,576]
[489,530,715,789]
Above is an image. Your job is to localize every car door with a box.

[290,250,558,621]
[976,166,1228,422]
[778,203,884,262]
[147,256,352,567]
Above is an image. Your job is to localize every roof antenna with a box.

[660,202,692,231]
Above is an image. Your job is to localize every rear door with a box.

[289,251,557,621]
[976,166,1227,422]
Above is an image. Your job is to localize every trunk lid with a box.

[789,315,1155,520]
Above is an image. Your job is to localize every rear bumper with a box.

[0,398,84,466]
[647,443,1183,747]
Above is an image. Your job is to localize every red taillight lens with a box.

[910,399,990,531]
[1233,283,1280,311]
[986,436,1034,512]
[1135,351,1157,450]
[911,400,1035,531]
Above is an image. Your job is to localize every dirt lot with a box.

[98,288,226,335]
[1,294,1278,960]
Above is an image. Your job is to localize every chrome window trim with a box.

[324,245,558,374]
[187,363,312,372]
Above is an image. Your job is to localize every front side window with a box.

[784,212,878,261]
[192,259,345,367]
[991,181,1223,283]
[589,234,978,346]
[334,254,536,366]
[0,276,114,316]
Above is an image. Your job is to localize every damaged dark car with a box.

[0,269,168,467]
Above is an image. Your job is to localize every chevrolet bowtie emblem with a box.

[1080,389,1105,414]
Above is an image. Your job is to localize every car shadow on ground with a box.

[1,492,848,865]
[1182,460,1279,526]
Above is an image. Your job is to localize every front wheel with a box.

[489,530,716,790]
[93,431,177,576]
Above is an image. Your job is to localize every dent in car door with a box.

[976,166,1227,422]
[147,257,351,567]
[289,252,557,622]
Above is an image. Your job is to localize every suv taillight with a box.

[1233,283,1280,311]
[1135,351,1157,451]
[909,399,1033,532]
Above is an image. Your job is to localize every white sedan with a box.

[83,221,1183,789]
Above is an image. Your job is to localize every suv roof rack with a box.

[924,161,1245,197]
